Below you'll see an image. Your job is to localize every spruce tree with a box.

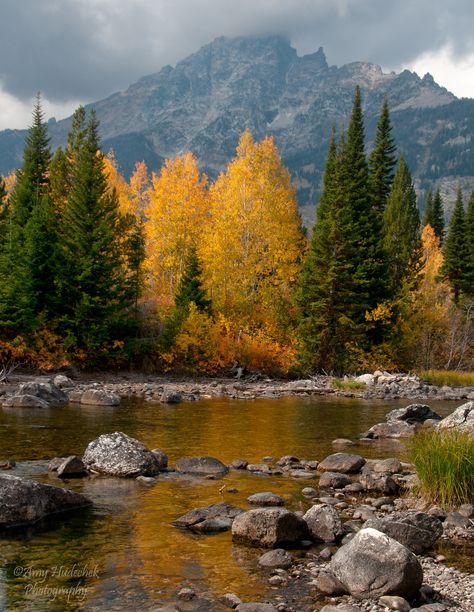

[175,245,210,313]
[467,190,474,275]
[369,96,397,213]
[440,188,471,302]
[423,188,444,243]
[383,156,422,295]
[60,111,136,356]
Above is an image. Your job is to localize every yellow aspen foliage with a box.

[145,152,208,302]
[103,151,133,215]
[3,172,16,196]
[200,130,306,329]
[129,161,151,219]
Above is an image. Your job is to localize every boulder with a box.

[151,449,168,470]
[175,456,229,476]
[3,395,50,408]
[232,508,308,547]
[48,457,66,472]
[56,456,88,478]
[16,380,67,405]
[53,375,74,389]
[80,389,120,406]
[173,503,243,534]
[247,492,284,507]
[258,548,293,569]
[437,401,474,434]
[364,512,443,554]
[330,528,423,599]
[319,471,352,489]
[303,504,343,543]
[318,453,365,474]
[0,474,92,528]
[82,432,165,477]
[386,404,441,424]
[370,458,402,474]
[364,421,415,439]
[355,374,375,386]
[160,391,182,404]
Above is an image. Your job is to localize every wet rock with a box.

[236,604,277,612]
[232,459,248,470]
[258,548,293,569]
[56,456,88,478]
[0,474,92,528]
[247,492,284,507]
[331,438,354,447]
[3,394,50,408]
[136,476,157,485]
[312,570,346,595]
[222,593,242,608]
[437,401,474,433]
[386,404,441,423]
[319,471,352,489]
[358,471,399,494]
[80,388,120,406]
[318,453,365,474]
[289,469,316,479]
[303,504,343,543]
[276,455,299,467]
[330,527,423,599]
[246,463,270,474]
[83,432,166,477]
[378,595,410,611]
[173,503,243,534]
[150,449,168,470]
[48,457,66,472]
[160,391,182,404]
[0,459,16,470]
[232,508,307,547]
[364,511,443,554]
[175,456,229,476]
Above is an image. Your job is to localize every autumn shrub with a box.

[409,429,474,509]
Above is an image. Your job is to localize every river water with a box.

[0,395,469,611]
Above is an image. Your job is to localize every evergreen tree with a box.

[383,156,422,295]
[0,176,7,241]
[60,111,138,356]
[175,245,210,313]
[467,190,474,277]
[423,188,444,243]
[440,188,471,301]
[369,96,397,213]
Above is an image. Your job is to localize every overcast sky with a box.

[1,0,473,130]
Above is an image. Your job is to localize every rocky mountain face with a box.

[1,34,473,221]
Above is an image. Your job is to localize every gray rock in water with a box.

[364,511,443,554]
[330,527,423,599]
[48,457,66,472]
[3,394,50,408]
[0,459,15,470]
[222,593,242,608]
[247,492,284,507]
[331,438,355,447]
[236,604,277,612]
[319,471,352,489]
[80,389,120,406]
[160,391,182,404]
[57,456,88,478]
[318,453,365,474]
[232,508,308,547]
[386,404,441,424]
[151,449,168,470]
[82,432,165,477]
[258,548,293,568]
[175,456,229,476]
[304,504,344,543]
[437,401,474,434]
[173,502,243,534]
[0,474,92,528]
[364,421,416,439]
[231,459,248,470]
[17,380,67,405]
[53,375,74,389]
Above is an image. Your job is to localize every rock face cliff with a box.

[1,34,473,220]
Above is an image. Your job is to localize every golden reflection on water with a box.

[0,395,465,610]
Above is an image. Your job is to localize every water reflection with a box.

[0,395,467,610]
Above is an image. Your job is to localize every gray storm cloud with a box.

[1,0,473,104]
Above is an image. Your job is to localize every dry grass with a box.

[418,369,474,387]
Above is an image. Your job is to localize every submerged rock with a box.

[0,474,92,528]
[173,503,243,534]
[82,432,165,477]
[175,456,229,476]
[247,492,284,507]
[330,528,423,599]
[232,508,307,547]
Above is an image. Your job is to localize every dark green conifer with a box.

[383,156,421,295]
[369,96,397,213]
[423,188,444,243]
[175,245,210,313]
[440,188,471,301]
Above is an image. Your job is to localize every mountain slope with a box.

[1,34,473,219]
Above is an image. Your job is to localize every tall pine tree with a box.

[368,96,397,214]
[423,188,444,243]
[60,111,140,356]
[440,188,471,302]
[383,156,421,295]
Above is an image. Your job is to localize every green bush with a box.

[409,429,474,509]
[332,378,366,391]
